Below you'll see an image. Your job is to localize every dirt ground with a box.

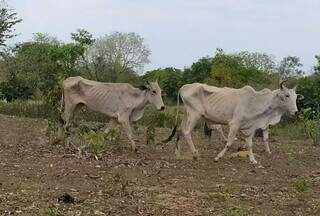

[0,114,320,216]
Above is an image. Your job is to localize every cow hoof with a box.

[192,150,199,160]
[192,155,199,160]
[131,147,137,153]
[266,151,271,154]
[250,159,258,164]
[175,150,181,159]
[175,155,182,160]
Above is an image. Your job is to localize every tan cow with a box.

[58,76,165,151]
[163,81,298,164]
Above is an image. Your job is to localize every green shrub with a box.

[39,207,61,216]
[271,119,307,141]
[0,100,47,118]
[293,178,310,192]
[301,107,320,145]
[79,127,120,159]
[146,126,155,145]
[223,207,250,216]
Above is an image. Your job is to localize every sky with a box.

[7,0,320,73]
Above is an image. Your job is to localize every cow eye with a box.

[152,90,157,94]
[285,94,290,98]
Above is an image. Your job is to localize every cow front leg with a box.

[214,124,238,161]
[118,116,137,152]
[104,118,119,134]
[245,134,257,164]
[263,128,271,154]
[182,112,200,160]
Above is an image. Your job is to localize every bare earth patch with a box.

[0,114,320,215]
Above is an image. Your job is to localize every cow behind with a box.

[58,76,165,151]
[163,81,298,164]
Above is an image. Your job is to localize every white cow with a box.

[163,81,298,164]
[204,124,272,154]
[58,76,165,151]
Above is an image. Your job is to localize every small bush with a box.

[140,105,180,128]
[271,119,307,141]
[0,100,47,118]
[293,178,310,192]
[146,126,155,145]
[140,105,182,144]
[39,207,61,216]
[223,207,250,216]
[79,127,120,159]
[301,107,320,145]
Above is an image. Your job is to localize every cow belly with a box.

[84,93,120,117]
[204,106,234,124]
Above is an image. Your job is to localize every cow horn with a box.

[297,94,304,100]
[279,79,288,90]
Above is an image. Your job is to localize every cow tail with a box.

[162,90,181,143]
[58,87,65,125]
[203,122,212,139]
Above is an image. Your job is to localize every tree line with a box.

[0,1,319,117]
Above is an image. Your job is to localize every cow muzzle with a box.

[289,110,298,116]
[159,106,165,111]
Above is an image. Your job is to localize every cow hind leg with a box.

[62,101,79,137]
[58,104,75,141]
[215,125,228,142]
[118,115,137,152]
[214,124,238,161]
[263,128,271,154]
[181,112,200,160]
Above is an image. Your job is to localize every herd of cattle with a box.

[58,76,302,164]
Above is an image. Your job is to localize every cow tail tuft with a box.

[162,90,181,143]
[204,122,212,139]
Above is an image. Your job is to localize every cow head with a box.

[276,80,298,115]
[141,81,165,111]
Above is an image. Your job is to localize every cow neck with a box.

[258,90,285,119]
[135,90,149,109]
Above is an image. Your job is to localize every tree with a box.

[278,56,304,79]
[0,1,22,47]
[32,32,60,44]
[182,57,213,84]
[297,55,320,114]
[71,28,95,46]
[237,51,276,74]
[298,73,320,114]
[314,55,320,73]
[143,67,183,101]
[83,32,151,82]
[0,31,91,103]
[207,50,272,89]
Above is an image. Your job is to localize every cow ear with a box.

[297,94,304,100]
[280,80,288,90]
[292,85,297,91]
[138,85,149,91]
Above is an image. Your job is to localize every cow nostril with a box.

[161,106,165,110]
